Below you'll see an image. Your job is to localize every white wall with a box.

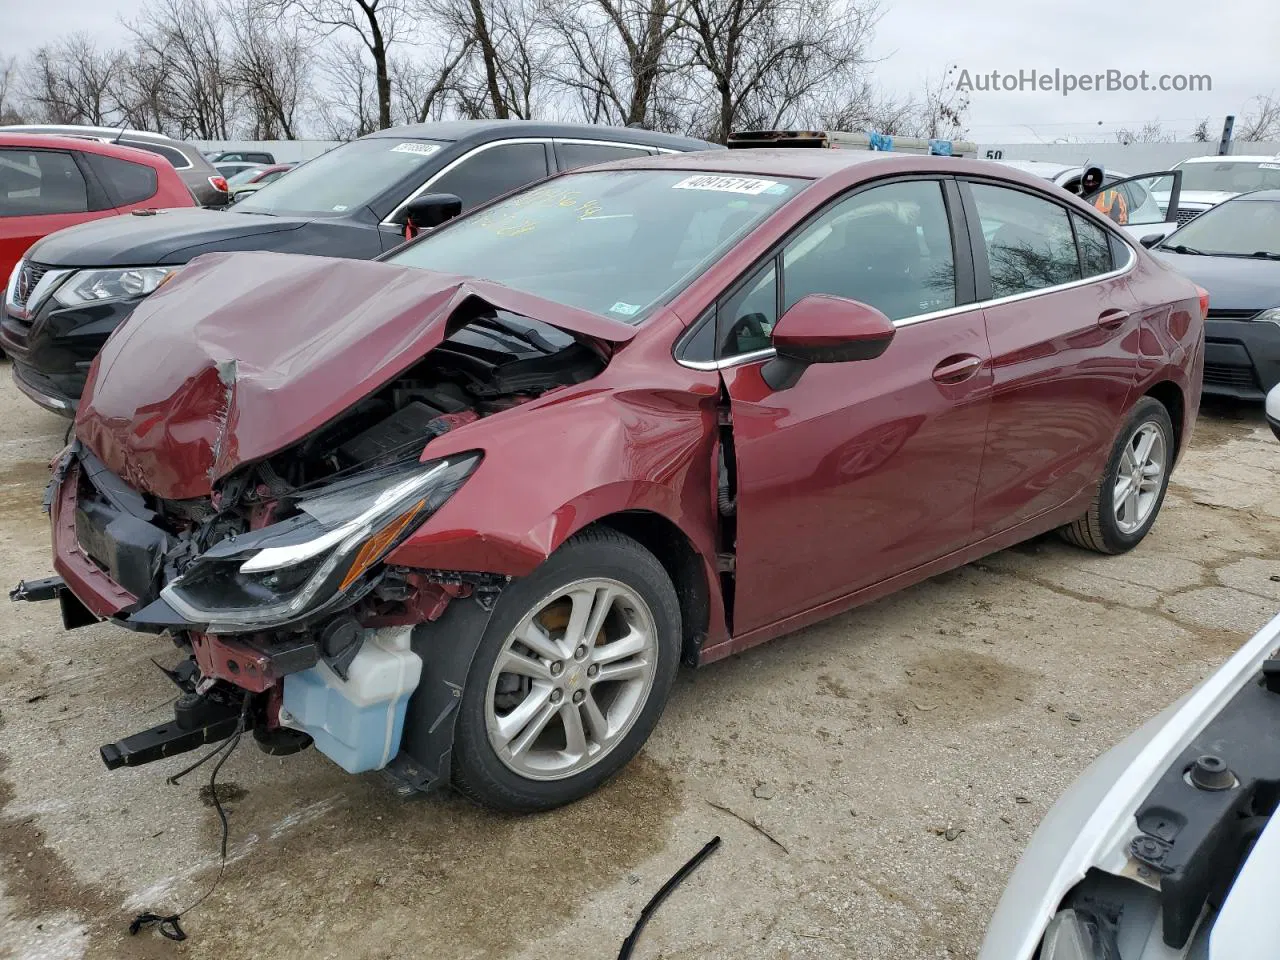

[972,141,1280,171]
[195,140,344,163]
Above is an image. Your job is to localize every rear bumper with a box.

[1203,318,1280,400]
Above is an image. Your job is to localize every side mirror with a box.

[402,192,462,238]
[1140,233,1165,248]
[762,294,896,391]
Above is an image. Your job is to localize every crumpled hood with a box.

[75,251,637,500]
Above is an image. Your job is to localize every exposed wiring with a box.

[129,694,250,942]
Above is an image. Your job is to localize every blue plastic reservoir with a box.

[282,626,422,774]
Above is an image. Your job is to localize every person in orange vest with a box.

[1093,187,1130,225]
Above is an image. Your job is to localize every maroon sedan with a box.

[15,150,1204,812]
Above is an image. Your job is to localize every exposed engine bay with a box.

[30,307,607,781]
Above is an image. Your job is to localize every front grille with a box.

[1206,308,1259,322]
[11,261,51,311]
[1204,362,1258,389]
[1175,209,1202,227]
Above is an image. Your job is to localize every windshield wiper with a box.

[1164,244,1206,255]
[1248,250,1280,260]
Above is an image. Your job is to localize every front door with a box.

[723,179,993,635]
[1084,170,1183,241]
[962,180,1141,534]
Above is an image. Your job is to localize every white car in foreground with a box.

[981,610,1280,959]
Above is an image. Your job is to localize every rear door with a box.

[722,177,993,634]
[961,180,1141,535]
[0,147,106,281]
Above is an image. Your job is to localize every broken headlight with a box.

[160,453,480,632]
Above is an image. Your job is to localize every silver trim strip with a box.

[383,137,552,225]
[676,237,1139,370]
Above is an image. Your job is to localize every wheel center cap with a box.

[564,665,585,689]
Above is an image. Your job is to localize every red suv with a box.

[1,133,195,323]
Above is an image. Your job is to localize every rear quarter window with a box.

[85,153,159,206]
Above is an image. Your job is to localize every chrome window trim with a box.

[382,137,552,226]
[674,228,1138,371]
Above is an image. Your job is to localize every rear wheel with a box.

[450,528,680,813]
[1060,396,1175,554]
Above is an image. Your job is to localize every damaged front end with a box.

[13,251,624,789]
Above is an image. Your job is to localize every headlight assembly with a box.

[1254,307,1280,326]
[52,266,182,307]
[161,453,480,632]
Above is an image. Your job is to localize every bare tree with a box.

[1190,117,1211,142]
[0,53,25,123]
[265,0,417,129]
[21,34,122,125]
[391,39,473,124]
[125,0,237,139]
[1238,93,1280,141]
[434,0,548,120]
[677,0,880,142]
[545,0,688,128]
[1114,120,1172,144]
[314,39,381,137]
[227,1,311,138]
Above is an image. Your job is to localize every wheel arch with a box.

[590,509,715,666]
[1144,379,1186,461]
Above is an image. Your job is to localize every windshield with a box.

[226,167,263,187]
[387,169,805,323]
[235,138,448,217]
[1160,197,1280,256]
[1176,160,1280,193]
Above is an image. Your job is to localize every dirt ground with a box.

[2,363,1277,960]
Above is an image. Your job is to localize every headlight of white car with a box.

[1253,307,1280,326]
[51,266,181,307]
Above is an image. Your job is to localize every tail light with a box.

[209,176,229,193]
[1195,285,1210,319]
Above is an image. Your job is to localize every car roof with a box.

[361,119,718,152]
[993,159,1076,177]
[1178,154,1280,164]
[0,123,184,144]
[573,147,1060,190]
[0,131,173,166]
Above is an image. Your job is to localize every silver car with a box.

[982,610,1280,959]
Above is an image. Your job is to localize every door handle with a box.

[931,354,983,384]
[1097,308,1129,330]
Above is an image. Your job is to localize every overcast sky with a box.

[2,0,1275,142]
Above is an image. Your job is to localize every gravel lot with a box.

[2,363,1278,960]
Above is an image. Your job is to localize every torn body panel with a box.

[76,251,638,500]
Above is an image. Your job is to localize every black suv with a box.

[2,121,717,414]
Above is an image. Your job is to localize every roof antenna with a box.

[112,122,127,144]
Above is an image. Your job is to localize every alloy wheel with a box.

[1113,422,1166,534]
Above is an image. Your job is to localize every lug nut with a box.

[586,664,599,678]
[550,661,564,676]
[572,690,585,703]
[574,645,588,660]
[550,689,563,704]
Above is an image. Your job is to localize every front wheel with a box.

[450,528,681,813]
[1059,396,1175,554]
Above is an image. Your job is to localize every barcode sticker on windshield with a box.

[672,175,779,195]
[391,142,440,156]
[1260,162,1280,169]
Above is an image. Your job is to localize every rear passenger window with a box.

[121,140,191,170]
[87,154,158,206]
[782,180,956,320]
[557,142,651,171]
[1073,214,1114,278]
[970,184,1080,298]
[429,143,550,210]
[0,149,89,216]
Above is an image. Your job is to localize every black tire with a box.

[1059,396,1175,554]
[450,527,681,813]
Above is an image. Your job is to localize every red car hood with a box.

[76,251,637,500]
